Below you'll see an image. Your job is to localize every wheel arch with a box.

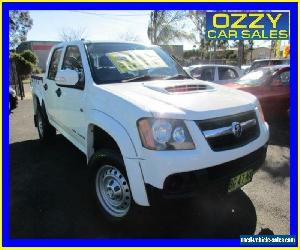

[86,110,149,206]
[86,111,138,162]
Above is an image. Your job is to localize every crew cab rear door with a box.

[54,45,87,148]
[43,47,64,122]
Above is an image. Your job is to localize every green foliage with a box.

[20,50,38,65]
[9,11,33,49]
[184,49,201,58]
[32,66,43,74]
[148,11,193,45]
[10,52,34,78]
[10,49,39,77]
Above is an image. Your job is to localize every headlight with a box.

[137,118,195,150]
[173,127,186,143]
[152,120,172,144]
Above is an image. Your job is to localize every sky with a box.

[27,10,287,50]
[27,10,153,44]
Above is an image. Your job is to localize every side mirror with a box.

[55,69,79,86]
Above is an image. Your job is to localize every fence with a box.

[10,60,25,99]
[182,58,239,67]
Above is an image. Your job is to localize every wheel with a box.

[36,108,56,142]
[89,150,134,221]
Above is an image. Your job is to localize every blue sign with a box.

[206,12,289,40]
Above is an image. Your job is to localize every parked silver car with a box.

[185,64,242,84]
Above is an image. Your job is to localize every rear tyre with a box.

[89,149,135,222]
[36,108,56,143]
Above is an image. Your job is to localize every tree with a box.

[237,40,245,67]
[9,11,33,49]
[20,50,38,65]
[232,40,245,67]
[248,40,254,63]
[59,27,87,42]
[147,11,192,45]
[10,53,34,78]
[187,11,206,58]
[118,31,141,42]
[10,50,39,78]
[188,11,230,61]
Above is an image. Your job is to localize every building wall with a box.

[247,47,271,61]
[17,41,60,71]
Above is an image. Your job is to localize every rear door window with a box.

[201,67,215,81]
[47,48,62,80]
[218,67,238,80]
[191,67,215,81]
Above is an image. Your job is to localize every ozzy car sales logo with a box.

[206,12,289,40]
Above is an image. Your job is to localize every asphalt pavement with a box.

[9,87,290,238]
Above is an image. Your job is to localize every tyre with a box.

[36,108,56,142]
[89,149,134,221]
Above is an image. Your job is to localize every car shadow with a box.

[10,135,257,238]
[268,120,290,147]
[261,160,290,179]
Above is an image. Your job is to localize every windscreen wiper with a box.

[122,75,158,83]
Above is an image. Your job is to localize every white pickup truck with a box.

[31,41,269,221]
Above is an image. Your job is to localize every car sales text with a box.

[206,12,289,40]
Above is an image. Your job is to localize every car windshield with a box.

[86,43,190,84]
[236,69,272,86]
[250,59,289,71]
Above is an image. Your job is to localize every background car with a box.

[185,64,242,84]
[225,65,290,121]
[241,65,251,75]
[9,86,18,112]
[248,59,290,72]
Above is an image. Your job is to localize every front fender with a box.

[86,109,149,206]
[86,109,138,160]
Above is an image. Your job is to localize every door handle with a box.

[43,84,48,91]
[55,88,62,97]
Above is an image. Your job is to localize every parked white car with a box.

[9,86,18,112]
[31,41,269,221]
[186,64,242,84]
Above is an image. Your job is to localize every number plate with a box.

[228,169,254,192]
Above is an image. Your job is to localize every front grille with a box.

[197,111,260,151]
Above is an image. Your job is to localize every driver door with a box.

[55,45,87,148]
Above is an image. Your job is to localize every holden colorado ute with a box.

[31,41,269,220]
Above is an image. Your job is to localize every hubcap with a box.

[95,165,131,218]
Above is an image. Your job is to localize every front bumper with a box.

[139,119,269,189]
[145,144,267,205]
